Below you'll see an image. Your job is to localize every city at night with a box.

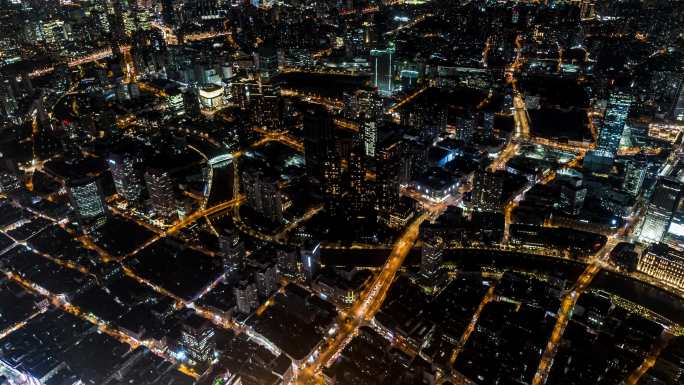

[0,0,683,384]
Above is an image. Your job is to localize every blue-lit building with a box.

[597,92,633,155]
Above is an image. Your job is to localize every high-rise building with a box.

[254,263,278,298]
[638,243,684,289]
[255,45,279,81]
[376,140,401,215]
[241,167,283,223]
[166,89,185,116]
[303,104,335,182]
[219,227,245,274]
[144,168,177,220]
[321,148,342,218]
[472,171,504,212]
[557,171,587,216]
[234,281,258,314]
[421,235,445,278]
[67,177,108,231]
[300,241,321,282]
[623,160,646,197]
[361,115,377,158]
[276,246,299,279]
[180,316,216,365]
[370,44,396,95]
[348,137,369,218]
[597,92,633,155]
[639,178,682,243]
[181,315,216,364]
[108,153,144,203]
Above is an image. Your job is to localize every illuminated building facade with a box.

[144,168,177,220]
[638,178,681,244]
[472,171,504,212]
[300,241,321,282]
[180,317,216,365]
[370,44,395,95]
[241,167,283,224]
[597,92,633,155]
[67,177,107,231]
[234,281,259,314]
[198,84,224,110]
[622,160,646,197]
[219,227,245,274]
[638,243,684,289]
[108,153,144,203]
[421,235,445,278]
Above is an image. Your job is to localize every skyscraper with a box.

[472,171,504,212]
[180,316,216,365]
[376,140,401,215]
[421,234,445,278]
[144,168,177,220]
[370,44,395,95]
[254,263,278,298]
[321,148,342,218]
[361,115,377,158]
[300,240,321,282]
[68,177,108,231]
[623,160,646,197]
[303,104,335,182]
[597,92,633,155]
[241,166,283,224]
[108,153,144,203]
[639,178,681,243]
[219,227,245,274]
[234,281,259,314]
[348,136,369,219]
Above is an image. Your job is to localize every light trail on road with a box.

[297,211,433,384]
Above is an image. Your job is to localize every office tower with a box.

[255,45,279,81]
[276,246,299,279]
[357,90,384,121]
[370,44,396,95]
[166,89,185,116]
[303,104,335,182]
[254,263,278,298]
[234,281,258,314]
[597,92,633,155]
[623,160,646,197]
[219,227,245,274]
[361,115,377,158]
[144,168,177,220]
[558,176,587,216]
[183,89,201,119]
[673,81,684,121]
[638,243,684,289]
[241,167,283,224]
[108,153,144,203]
[348,137,368,218]
[300,240,321,282]
[472,171,504,212]
[68,177,108,231]
[180,316,216,365]
[639,178,682,243]
[421,235,445,278]
[376,140,401,215]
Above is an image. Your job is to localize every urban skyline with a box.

[0,1,683,385]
